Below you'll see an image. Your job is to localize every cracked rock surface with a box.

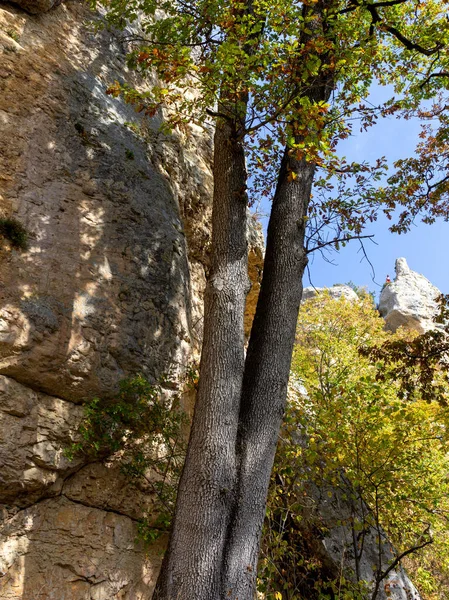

[0,496,165,600]
[0,0,218,597]
[0,372,164,599]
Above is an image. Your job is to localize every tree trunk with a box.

[153,117,250,600]
[222,149,315,599]
[154,3,334,594]
[221,0,335,580]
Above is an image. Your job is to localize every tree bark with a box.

[221,4,335,589]
[221,149,315,600]
[153,117,250,600]
[155,3,334,596]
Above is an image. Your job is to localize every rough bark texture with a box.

[153,120,249,600]
[222,150,314,600]
[220,4,336,590]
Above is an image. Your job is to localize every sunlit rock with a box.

[302,283,359,303]
[379,257,441,333]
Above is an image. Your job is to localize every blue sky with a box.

[258,88,449,298]
[306,109,449,297]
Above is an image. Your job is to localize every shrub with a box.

[66,375,187,542]
[0,217,28,250]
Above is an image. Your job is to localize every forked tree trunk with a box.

[155,1,334,592]
[219,0,335,584]
[153,117,250,600]
[221,149,315,600]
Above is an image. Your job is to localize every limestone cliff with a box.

[0,0,265,595]
[0,1,217,597]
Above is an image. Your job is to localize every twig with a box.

[306,234,374,254]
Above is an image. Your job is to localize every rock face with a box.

[0,1,265,597]
[0,0,214,403]
[379,257,441,333]
[0,375,84,505]
[0,0,218,597]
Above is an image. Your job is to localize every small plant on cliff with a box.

[6,28,20,42]
[66,375,187,541]
[0,217,28,251]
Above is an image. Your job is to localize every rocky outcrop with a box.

[296,276,433,599]
[379,257,441,333]
[302,479,421,600]
[0,0,216,597]
[302,283,359,303]
[8,0,62,14]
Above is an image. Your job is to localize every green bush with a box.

[0,217,28,250]
[66,375,187,542]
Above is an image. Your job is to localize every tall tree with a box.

[98,0,449,597]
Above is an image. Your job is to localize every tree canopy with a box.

[259,293,449,599]
[101,0,449,243]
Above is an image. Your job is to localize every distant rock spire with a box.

[379,258,441,333]
[395,257,411,277]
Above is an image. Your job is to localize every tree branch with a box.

[306,234,374,254]
[378,537,433,586]
[420,71,449,88]
[339,0,410,16]
[367,5,444,55]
